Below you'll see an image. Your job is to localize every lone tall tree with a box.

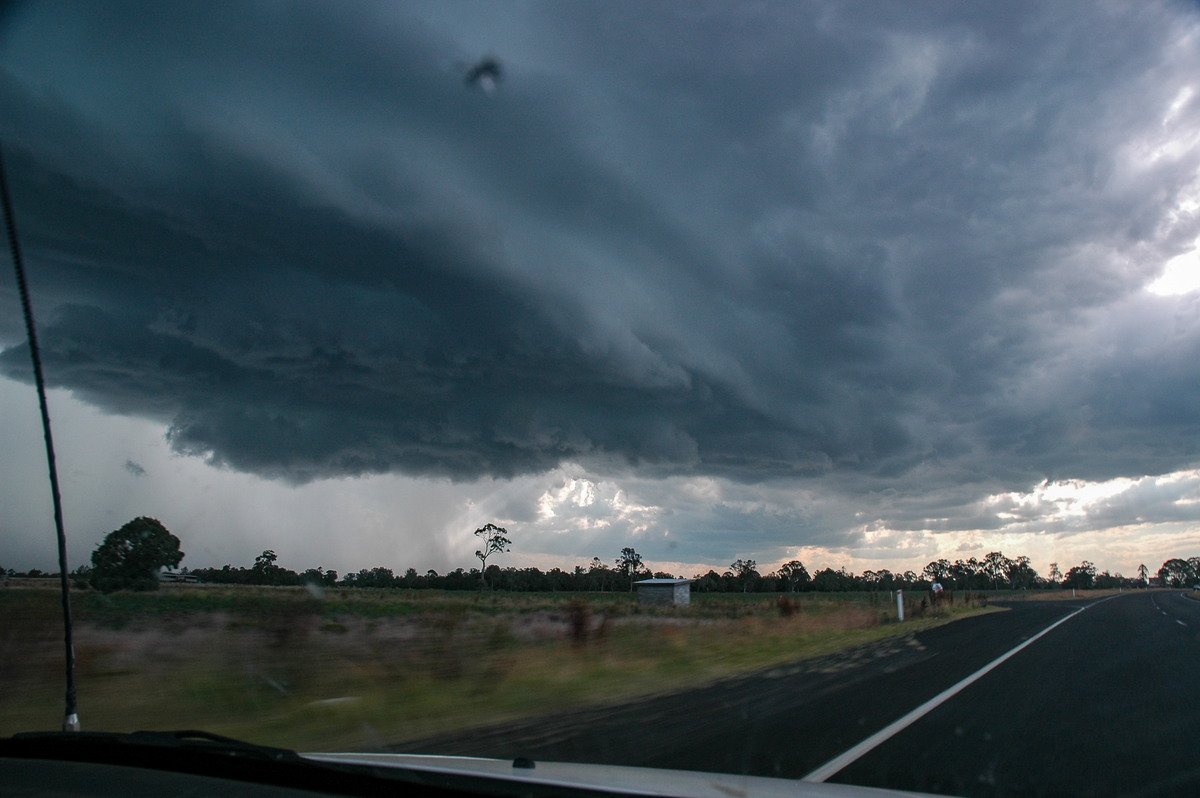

[90,516,184,593]
[474,523,511,587]
[615,547,644,591]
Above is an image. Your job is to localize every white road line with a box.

[801,596,1119,783]
[1177,620,1187,627]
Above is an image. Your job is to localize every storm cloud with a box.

[3,1,1200,572]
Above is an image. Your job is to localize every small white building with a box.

[158,571,199,583]
[634,578,694,607]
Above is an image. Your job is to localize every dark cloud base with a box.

[3,0,1200,503]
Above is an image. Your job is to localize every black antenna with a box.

[0,144,79,732]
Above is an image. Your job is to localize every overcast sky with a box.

[3,1,1200,579]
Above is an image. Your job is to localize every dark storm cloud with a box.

[2,0,1199,503]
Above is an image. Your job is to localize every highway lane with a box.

[402,593,1200,795]
[828,591,1200,796]
[402,598,1086,779]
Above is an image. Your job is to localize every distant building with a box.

[158,571,199,583]
[634,578,693,607]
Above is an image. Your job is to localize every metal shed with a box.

[634,577,694,607]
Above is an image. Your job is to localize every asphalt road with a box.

[401,592,1200,797]
[833,590,1200,797]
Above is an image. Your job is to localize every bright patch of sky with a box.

[1148,244,1200,295]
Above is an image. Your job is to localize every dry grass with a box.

[1,584,997,751]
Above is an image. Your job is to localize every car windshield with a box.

[3,3,1200,797]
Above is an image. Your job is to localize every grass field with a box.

[0,583,999,751]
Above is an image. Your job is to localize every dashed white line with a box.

[1177,620,1187,627]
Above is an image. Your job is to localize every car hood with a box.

[303,752,943,798]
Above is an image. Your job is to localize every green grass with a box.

[1,584,998,751]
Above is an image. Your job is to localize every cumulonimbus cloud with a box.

[1,0,1198,506]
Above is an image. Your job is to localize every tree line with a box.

[112,551,1171,593]
[10,517,1197,595]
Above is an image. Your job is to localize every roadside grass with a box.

[1,584,998,751]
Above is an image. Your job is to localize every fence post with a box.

[896,589,905,622]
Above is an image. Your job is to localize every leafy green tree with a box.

[1062,561,1097,589]
[252,549,278,576]
[779,560,810,592]
[691,570,723,592]
[300,567,339,587]
[1158,558,1195,588]
[90,516,184,593]
[615,547,645,591]
[586,557,620,591]
[728,558,760,592]
[474,523,511,587]
[923,559,951,585]
[1005,555,1039,589]
[983,551,1012,588]
[949,558,983,589]
[811,566,854,591]
[246,549,302,585]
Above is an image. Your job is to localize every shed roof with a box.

[634,578,694,585]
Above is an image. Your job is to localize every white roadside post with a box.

[896,589,905,622]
